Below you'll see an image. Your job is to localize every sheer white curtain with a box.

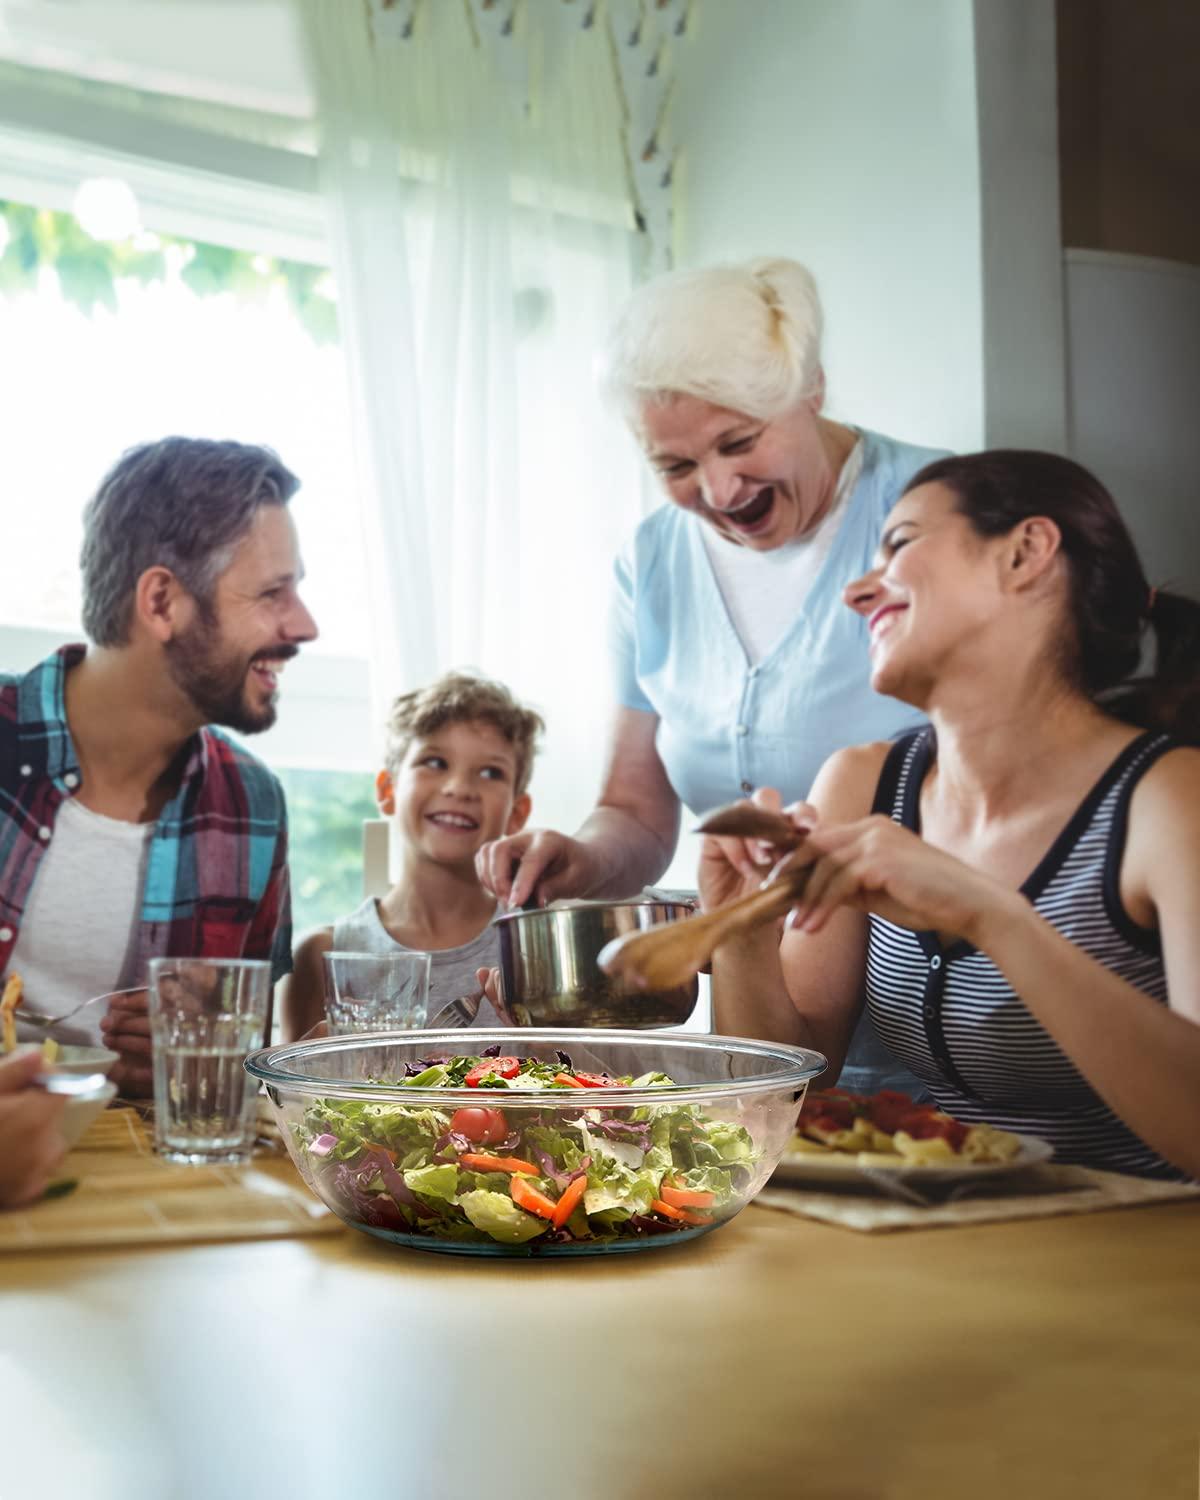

[295,0,646,834]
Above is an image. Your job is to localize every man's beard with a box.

[165,605,292,736]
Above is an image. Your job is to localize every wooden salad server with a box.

[598,843,813,992]
[691,800,808,847]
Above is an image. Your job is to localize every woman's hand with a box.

[0,1049,68,1208]
[99,989,153,1098]
[697,790,818,912]
[475,829,607,910]
[781,815,1012,941]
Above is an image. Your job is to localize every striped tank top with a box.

[864,728,1182,1179]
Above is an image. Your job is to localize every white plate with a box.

[771,1132,1055,1189]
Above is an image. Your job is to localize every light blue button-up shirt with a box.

[610,427,949,1093]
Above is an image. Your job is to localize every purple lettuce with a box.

[588,1117,653,1148]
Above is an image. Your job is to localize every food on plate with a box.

[294,1047,758,1248]
[1,972,23,1053]
[789,1088,1021,1167]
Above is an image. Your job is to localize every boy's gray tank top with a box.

[332,897,503,1028]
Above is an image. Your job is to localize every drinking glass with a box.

[322,951,432,1035]
[148,957,271,1165]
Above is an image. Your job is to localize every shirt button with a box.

[64,773,79,789]
[0,927,11,943]
[20,764,32,778]
[735,724,749,737]
[930,955,941,970]
[741,780,753,794]
[38,827,51,841]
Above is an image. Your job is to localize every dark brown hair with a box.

[81,437,300,646]
[906,450,1200,740]
[384,671,545,796]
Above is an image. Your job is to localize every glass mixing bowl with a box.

[246,1030,827,1257]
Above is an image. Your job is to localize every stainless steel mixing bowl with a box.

[493,897,699,1027]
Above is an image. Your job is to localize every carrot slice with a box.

[511,1173,559,1221]
[650,1197,690,1222]
[678,1207,714,1227]
[552,1073,586,1088]
[659,1178,716,1210]
[551,1174,588,1228]
[458,1153,540,1176]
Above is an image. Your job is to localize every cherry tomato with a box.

[572,1072,616,1089]
[464,1057,521,1087]
[798,1089,858,1128]
[450,1107,509,1145]
[864,1090,916,1135]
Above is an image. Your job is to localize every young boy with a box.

[280,671,543,1041]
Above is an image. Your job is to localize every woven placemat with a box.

[0,1109,343,1252]
[754,1163,1200,1233]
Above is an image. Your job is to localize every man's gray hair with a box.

[80,437,300,646]
[597,256,825,429]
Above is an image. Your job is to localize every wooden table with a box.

[3,1183,1197,1500]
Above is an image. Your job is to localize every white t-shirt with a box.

[11,796,154,1043]
[701,435,865,665]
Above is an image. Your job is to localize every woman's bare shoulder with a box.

[1129,743,1200,828]
[808,740,896,820]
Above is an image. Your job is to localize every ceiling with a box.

[0,0,312,114]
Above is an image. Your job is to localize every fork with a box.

[14,987,133,1031]
[856,1167,942,1208]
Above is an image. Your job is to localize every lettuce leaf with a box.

[459,1189,548,1244]
[402,1163,460,1204]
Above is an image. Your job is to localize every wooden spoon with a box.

[597,845,813,992]
[693,801,807,847]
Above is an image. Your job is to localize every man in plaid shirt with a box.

[0,437,318,1094]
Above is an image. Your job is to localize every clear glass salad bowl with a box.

[246,1030,827,1258]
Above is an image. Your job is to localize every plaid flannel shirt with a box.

[0,645,292,992]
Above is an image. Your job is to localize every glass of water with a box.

[147,957,271,1165]
[323,951,432,1035]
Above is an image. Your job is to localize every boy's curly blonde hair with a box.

[383,671,545,796]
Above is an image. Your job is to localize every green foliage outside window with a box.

[0,197,339,343]
[274,767,380,937]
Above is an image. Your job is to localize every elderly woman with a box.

[477,257,945,1093]
[703,451,1200,1179]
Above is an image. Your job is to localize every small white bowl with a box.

[58,1079,118,1151]
[51,1044,120,1079]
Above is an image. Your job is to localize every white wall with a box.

[1066,250,1200,598]
[673,0,985,454]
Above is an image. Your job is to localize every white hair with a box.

[598,256,824,427]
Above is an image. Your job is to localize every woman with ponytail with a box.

[479,257,945,1096]
[706,450,1200,1179]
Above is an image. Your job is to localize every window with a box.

[0,193,367,660]
[274,767,378,936]
[0,185,380,931]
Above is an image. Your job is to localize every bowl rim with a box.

[244,1027,827,1106]
[491,898,695,926]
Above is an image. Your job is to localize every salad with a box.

[294,1046,759,1249]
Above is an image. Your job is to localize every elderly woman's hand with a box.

[697,789,818,913]
[0,1049,68,1208]
[475,829,607,910]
